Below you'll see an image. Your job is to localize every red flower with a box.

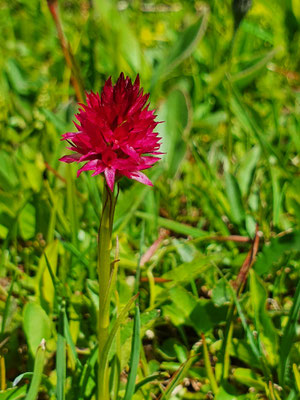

[60,73,162,191]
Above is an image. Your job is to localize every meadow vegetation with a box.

[0,0,300,399]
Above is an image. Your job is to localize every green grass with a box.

[0,0,300,399]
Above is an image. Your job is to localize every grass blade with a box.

[123,305,141,400]
[78,345,98,400]
[110,354,121,400]
[230,84,282,168]
[66,164,79,248]
[98,294,138,395]
[134,373,164,393]
[225,172,245,225]
[25,339,46,400]
[151,8,209,87]
[159,352,197,400]
[135,211,207,238]
[286,390,298,400]
[279,279,300,385]
[214,266,264,368]
[293,364,300,394]
[13,372,33,387]
[0,385,28,399]
[201,333,218,394]
[56,303,66,400]
[63,311,82,369]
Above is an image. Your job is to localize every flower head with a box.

[60,73,161,191]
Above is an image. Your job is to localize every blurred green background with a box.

[0,0,300,399]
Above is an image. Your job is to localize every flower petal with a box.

[77,160,103,177]
[104,168,116,191]
[59,154,81,163]
[124,171,153,186]
[91,165,106,176]
[121,144,139,161]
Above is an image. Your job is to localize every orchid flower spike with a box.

[60,73,162,191]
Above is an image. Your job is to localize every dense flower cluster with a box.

[60,73,161,191]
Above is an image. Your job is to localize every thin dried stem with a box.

[47,0,85,103]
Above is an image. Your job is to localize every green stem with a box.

[221,303,236,380]
[98,182,116,400]
[201,333,218,395]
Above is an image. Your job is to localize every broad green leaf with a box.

[162,286,197,327]
[249,270,278,367]
[292,0,300,21]
[212,278,231,306]
[190,300,227,334]
[6,59,31,96]
[162,303,186,327]
[236,146,261,196]
[0,150,19,190]
[225,172,245,225]
[230,339,261,369]
[23,303,51,356]
[23,157,43,192]
[0,224,8,239]
[159,89,190,177]
[38,241,59,310]
[119,22,141,72]
[160,254,221,287]
[173,238,197,263]
[215,384,250,400]
[233,368,265,389]
[152,10,208,86]
[174,343,188,364]
[163,291,227,335]
[41,108,68,132]
[255,231,300,275]
[169,286,197,317]
[0,385,28,400]
[19,203,35,240]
